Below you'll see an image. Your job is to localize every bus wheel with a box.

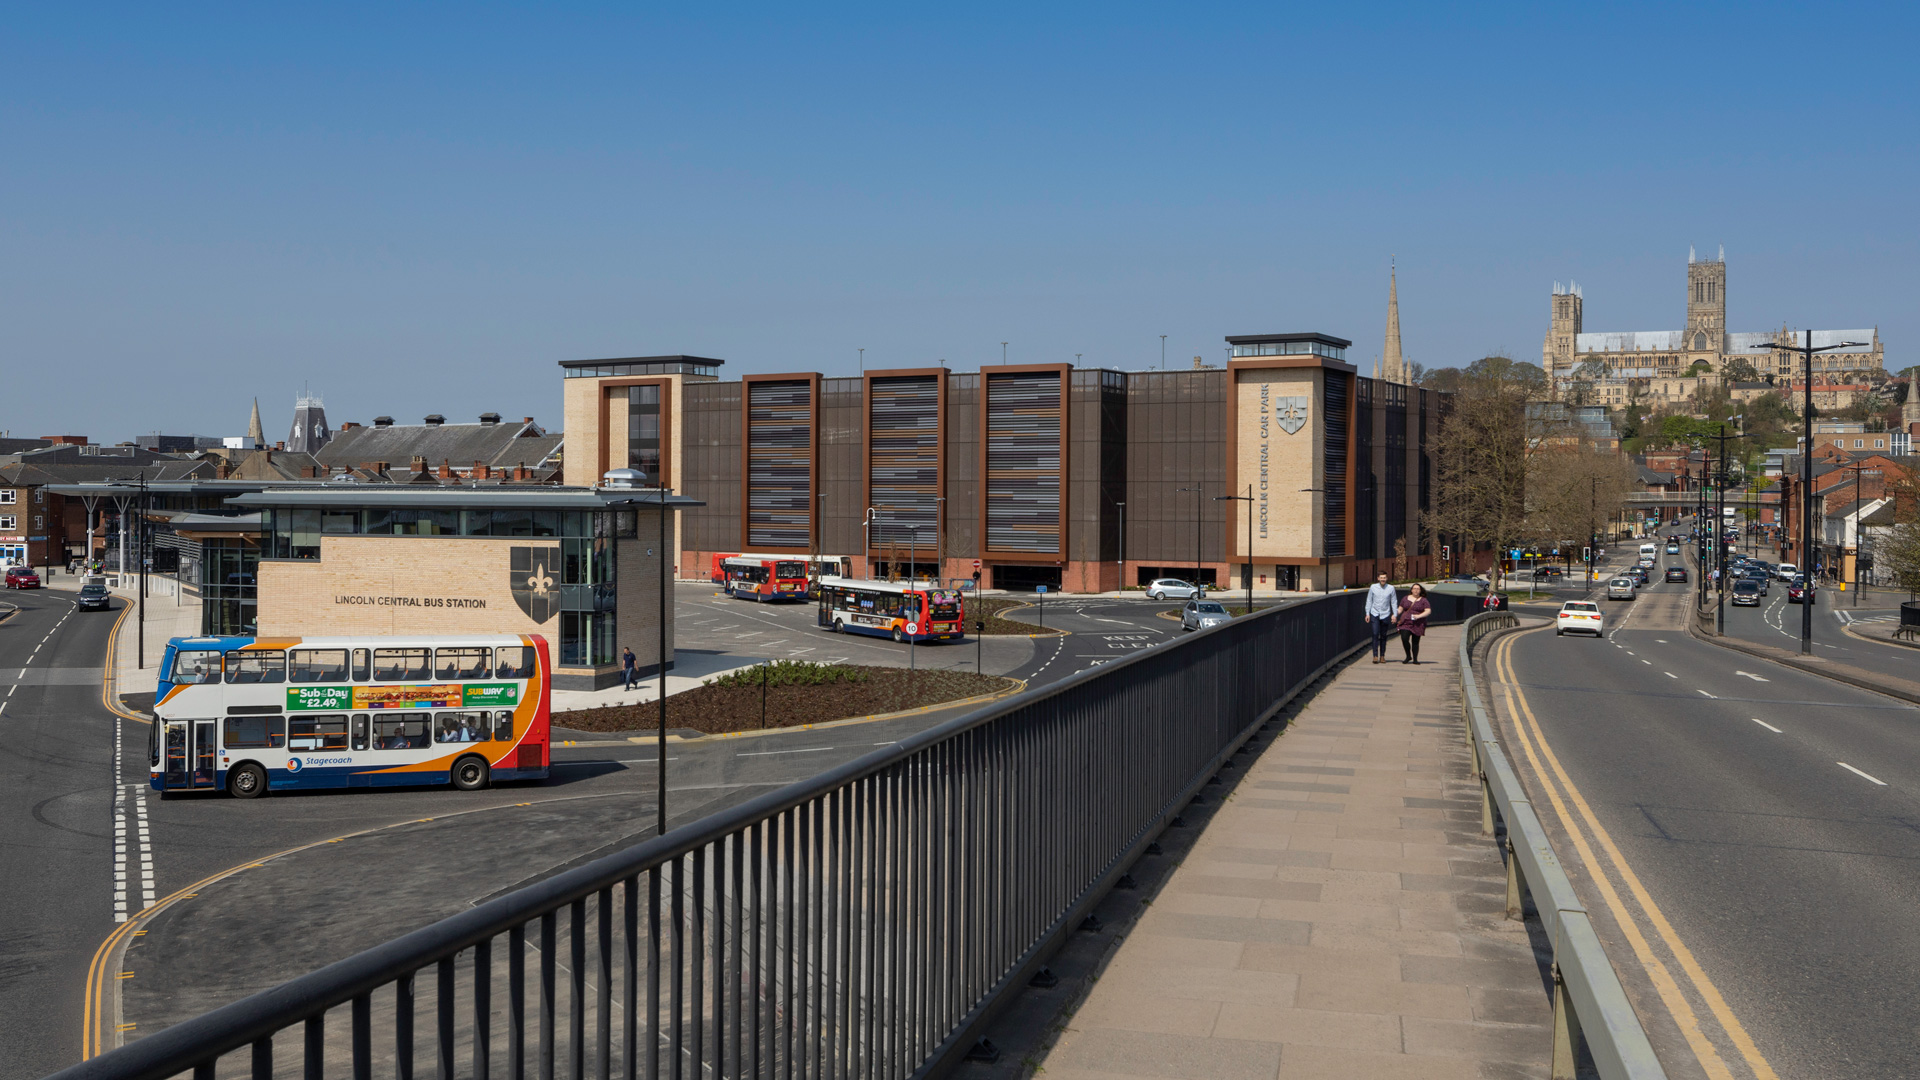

[227,763,267,799]
[452,755,491,791]
[893,627,906,644]
[832,619,845,634]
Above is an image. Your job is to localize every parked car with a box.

[1555,600,1605,637]
[1181,600,1232,631]
[1665,566,1689,583]
[1606,577,1637,601]
[76,582,111,611]
[3,566,41,589]
[1145,578,1205,601]
[1731,579,1762,606]
[1787,576,1816,605]
[1532,566,1565,580]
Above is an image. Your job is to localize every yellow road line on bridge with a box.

[1492,630,1778,1080]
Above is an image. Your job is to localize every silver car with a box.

[1606,577,1637,601]
[1146,578,1205,601]
[1182,600,1232,631]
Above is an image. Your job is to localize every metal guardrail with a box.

[1898,601,1920,641]
[1458,611,1668,1080]
[53,589,1480,1080]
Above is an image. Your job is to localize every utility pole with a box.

[1216,488,1254,614]
[1177,486,1203,593]
[1848,461,1867,607]
[1704,421,1743,634]
[1774,331,1865,654]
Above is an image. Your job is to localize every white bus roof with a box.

[168,635,542,649]
[818,576,955,594]
[723,553,812,562]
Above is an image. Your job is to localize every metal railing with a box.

[54,589,1479,1080]
[1458,611,1668,1080]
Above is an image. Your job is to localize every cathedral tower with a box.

[1543,281,1582,383]
[1686,245,1727,356]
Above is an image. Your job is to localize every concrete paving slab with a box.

[1030,624,1558,1080]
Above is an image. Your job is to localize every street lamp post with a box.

[1847,461,1868,607]
[1704,420,1744,634]
[1774,331,1867,654]
[1114,499,1126,594]
[1177,486,1203,594]
[1215,487,1254,615]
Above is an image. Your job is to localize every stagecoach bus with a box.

[815,577,965,643]
[721,555,811,601]
[150,634,552,798]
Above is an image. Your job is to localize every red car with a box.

[1787,577,1816,605]
[4,566,41,589]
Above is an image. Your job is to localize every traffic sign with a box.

[1036,585,1048,594]
[972,559,981,569]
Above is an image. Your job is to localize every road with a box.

[1,582,1207,1073]
[1487,547,1920,1078]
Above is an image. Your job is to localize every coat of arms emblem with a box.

[1274,396,1310,435]
[510,546,562,623]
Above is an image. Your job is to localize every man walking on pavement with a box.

[622,646,639,690]
[1364,573,1398,664]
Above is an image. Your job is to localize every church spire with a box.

[1383,259,1405,384]
[247,397,264,448]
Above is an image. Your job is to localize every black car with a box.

[76,583,111,611]
[1731,579,1762,606]
[1665,566,1689,583]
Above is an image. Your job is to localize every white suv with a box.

[1776,563,1798,581]
[1145,578,1205,601]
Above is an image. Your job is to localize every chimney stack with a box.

[437,459,452,479]
[411,455,428,473]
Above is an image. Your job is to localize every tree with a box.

[1722,356,1763,383]
[1425,355,1553,590]
[1878,471,1920,598]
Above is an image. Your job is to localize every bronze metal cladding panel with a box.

[1323,371,1350,557]
[746,380,814,548]
[944,376,980,558]
[868,375,942,547]
[818,378,865,556]
[682,381,742,552]
[984,372,1063,554]
[1123,371,1227,564]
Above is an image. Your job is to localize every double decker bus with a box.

[150,634,551,799]
[721,555,811,602]
[815,577,965,643]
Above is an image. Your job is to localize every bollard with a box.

[1505,837,1524,920]
[1549,962,1582,1079]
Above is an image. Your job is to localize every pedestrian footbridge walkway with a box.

[1037,624,1557,1079]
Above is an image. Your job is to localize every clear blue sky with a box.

[3,3,1913,442]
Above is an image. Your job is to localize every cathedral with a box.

[1542,249,1884,405]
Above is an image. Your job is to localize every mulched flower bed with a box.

[558,664,1015,735]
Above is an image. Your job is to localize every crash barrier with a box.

[54,589,1485,1080]
[1458,611,1668,1080]
[1898,601,1920,641]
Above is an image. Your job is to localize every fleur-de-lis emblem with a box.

[525,561,553,596]
[1275,396,1309,435]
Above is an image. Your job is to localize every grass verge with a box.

[560,663,1015,735]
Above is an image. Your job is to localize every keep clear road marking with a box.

[1838,762,1889,786]
[1751,719,1782,733]
[1493,632,1774,1080]
[1735,671,1770,682]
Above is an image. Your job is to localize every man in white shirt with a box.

[1364,573,1399,664]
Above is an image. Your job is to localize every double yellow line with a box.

[1489,631,1778,1080]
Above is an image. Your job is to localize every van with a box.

[1639,543,1658,559]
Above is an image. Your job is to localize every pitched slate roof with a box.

[314,419,561,473]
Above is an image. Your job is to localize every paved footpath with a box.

[1036,624,1558,1080]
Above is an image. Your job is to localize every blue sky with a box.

[3,3,1913,441]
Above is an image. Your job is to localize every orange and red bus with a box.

[721,555,811,601]
[150,634,551,798]
[815,578,965,643]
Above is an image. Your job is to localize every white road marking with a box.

[1625,651,1634,655]
[1735,671,1770,682]
[1838,762,1888,786]
[1697,690,1716,698]
[1751,719,1782,733]
[737,746,836,757]
[1665,672,1677,679]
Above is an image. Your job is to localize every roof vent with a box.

[373,416,394,427]
[423,414,445,426]
[479,412,501,425]
[600,468,647,489]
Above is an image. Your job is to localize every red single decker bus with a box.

[722,555,810,602]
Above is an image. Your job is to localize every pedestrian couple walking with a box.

[1364,573,1430,664]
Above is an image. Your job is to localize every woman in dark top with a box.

[1397,582,1432,664]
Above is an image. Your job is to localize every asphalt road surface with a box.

[1487,557,1920,1078]
[0,582,1229,1073]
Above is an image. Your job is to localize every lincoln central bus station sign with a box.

[226,483,702,691]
